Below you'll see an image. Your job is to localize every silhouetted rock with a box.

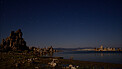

[0,29,29,52]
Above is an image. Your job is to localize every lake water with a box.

[53,51,122,64]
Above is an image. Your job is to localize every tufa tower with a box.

[0,29,29,51]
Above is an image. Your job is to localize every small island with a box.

[75,45,122,52]
[95,45,122,51]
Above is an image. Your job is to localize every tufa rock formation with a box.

[29,46,57,56]
[0,29,29,51]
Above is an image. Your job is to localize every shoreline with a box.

[0,52,122,69]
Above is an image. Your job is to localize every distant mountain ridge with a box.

[54,47,122,51]
[54,47,94,51]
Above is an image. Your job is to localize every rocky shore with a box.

[0,52,122,69]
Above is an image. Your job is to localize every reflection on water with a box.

[40,52,54,57]
[53,51,122,64]
[95,53,122,56]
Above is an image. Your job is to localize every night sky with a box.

[0,0,122,48]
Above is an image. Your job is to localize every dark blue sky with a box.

[0,0,122,48]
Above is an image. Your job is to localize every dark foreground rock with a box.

[0,52,122,69]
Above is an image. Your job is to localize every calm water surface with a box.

[53,51,122,64]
